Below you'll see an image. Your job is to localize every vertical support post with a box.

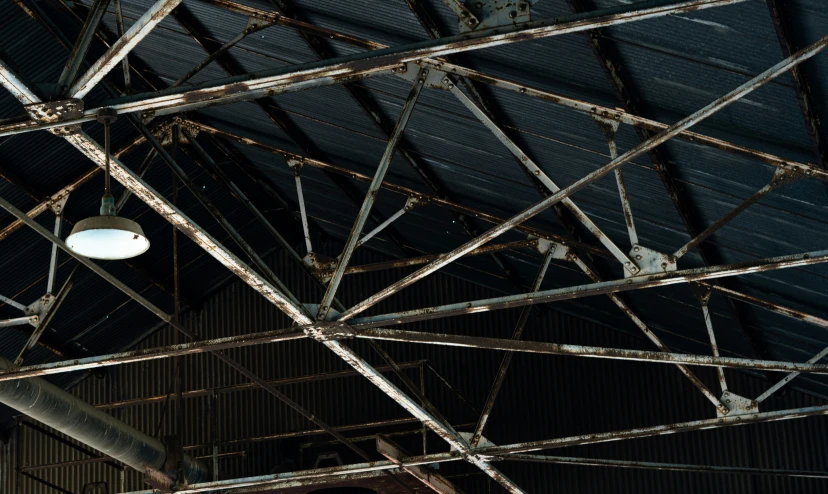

[288,160,313,256]
[15,417,22,494]
[471,245,555,447]
[211,389,218,481]
[317,68,428,321]
[171,124,185,486]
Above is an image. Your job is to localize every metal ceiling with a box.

[0,0,827,491]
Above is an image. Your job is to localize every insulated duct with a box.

[0,357,208,483]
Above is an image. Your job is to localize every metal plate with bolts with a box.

[718,390,759,417]
[628,244,677,278]
[23,99,84,136]
[459,0,533,33]
[24,293,56,322]
[534,237,571,260]
[393,61,447,89]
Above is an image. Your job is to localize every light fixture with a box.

[66,109,150,260]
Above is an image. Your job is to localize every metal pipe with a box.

[69,0,184,98]
[349,248,828,328]
[0,357,209,482]
[336,37,828,322]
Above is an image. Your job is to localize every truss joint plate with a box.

[628,244,676,277]
[24,99,84,135]
[718,390,759,417]
[459,0,533,33]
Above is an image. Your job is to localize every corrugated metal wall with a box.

[3,245,828,493]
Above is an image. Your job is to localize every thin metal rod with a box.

[354,203,409,250]
[349,248,828,328]
[116,148,156,211]
[15,265,77,366]
[316,69,427,321]
[673,168,800,258]
[291,164,313,255]
[171,18,271,88]
[56,0,111,95]
[46,214,62,294]
[69,0,184,98]
[701,296,728,392]
[755,344,828,403]
[104,118,112,196]
[351,328,828,374]
[448,79,639,276]
[595,117,640,246]
[471,248,555,448]
[336,37,828,322]
[505,454,828,479]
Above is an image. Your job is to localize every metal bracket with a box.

[312,451,343,469]
[689,282,712,306]
[717,390,758,417]
[24,293,56,321]
[394,61,446,89]
[47,194,70,216]
[245,15,275,32]
[533,237,570,260]
[304,253,337,282]
[627,244,676,277]
[404,195,426,211]
[458,0,533,33]
[143,466,173,493]
[24,99,84,136]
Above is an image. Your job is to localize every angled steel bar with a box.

[349,249,828,328]
[505,454,828,479]
[693,285,729,393]
[55,0,111,96]
[0,0,745,129]
[593,116,639,246]
[0,316,38,328]
[344,240,541,276]
[766,0,828,194]
[349,328,828,374]
[289,161,313,255]
[316,69,428,322]
[756,344,828,404]
[116,147,156,211]
[354,197,418,251]
[570,256,728,414]
[15,266,76,366]
[69,0,184,98]
[471,247,555,448]
[0,295,26,312]
[448,78,639,276]
[707,284,828,330]
[337,38,828,322]
[673,167,803,258]
[113,0,130,93]
[171,17,273,88]
[46,213,63,295]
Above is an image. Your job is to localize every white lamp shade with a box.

[66,216,150,260]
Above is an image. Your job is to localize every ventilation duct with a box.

[0,357,208,483]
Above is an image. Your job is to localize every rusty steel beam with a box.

[69,0,183,98]
[335,38,828,322]
[349,328,828,374]
[55,0,111,96]
[349,248,828,328]
[766,0,828,194]
[0,0,750,136]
